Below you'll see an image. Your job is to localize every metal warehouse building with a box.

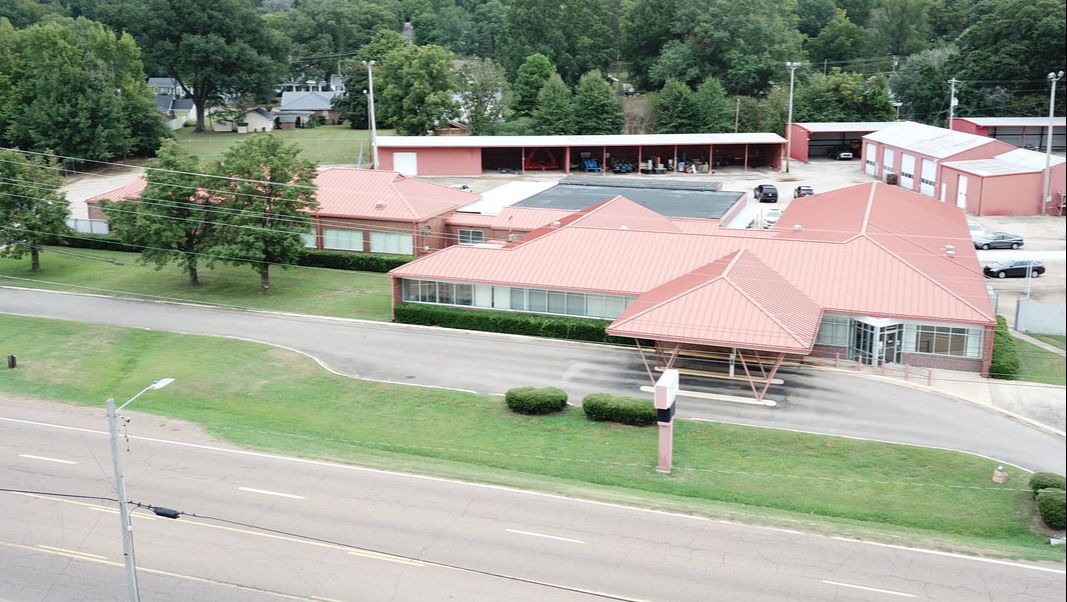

[787,121,897,163]
[376,133,786,177]
[951,116,1066,151]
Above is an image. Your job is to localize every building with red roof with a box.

[951,116,1065,151]
[390,182,996,382]
[86,168,478,256]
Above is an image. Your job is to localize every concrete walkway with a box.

[1012,329,1067,357]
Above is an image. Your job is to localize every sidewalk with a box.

[1011,329,1067,357]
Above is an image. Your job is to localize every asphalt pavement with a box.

[1,398,1063,602]
[0,287,1064,474]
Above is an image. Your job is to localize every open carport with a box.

[788,121,897,163]
[376,133,786,176]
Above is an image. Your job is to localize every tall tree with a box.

[619,0,681,90]
[511,53,555,118]
[497,0,615,85]
[2,17,168,161]
[806,9,874,66]
[376,44,458,135]
[693,77,732,132]
[797,0,837,36]
[833,0,875,26]
[652,80,698,134]
[0,150,70,272]
[794,68,896,123]
[572,70,624,135]
[102,141,215,286]
[88,0,289,132]
[457,59,507,134]
[212,136,318,293]
[889,46,957,124]
[869,0,932,56]
[531,73,574,135]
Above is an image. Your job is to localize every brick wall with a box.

[901,352,984,372]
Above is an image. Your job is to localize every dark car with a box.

[753,184,779,203]
[794,185,814,198]
[973,232,1024,250]
[983,260,1045,279]
[828,146,854,160]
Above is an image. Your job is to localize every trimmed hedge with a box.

[394,303,638,344]
[582,393,657,426]
[1036,488,1066,530]
[990,315,1019,380]
[504,386,568,415]
[296,250,413,273]
[53,234,140,253]
[1029,472,1066,497]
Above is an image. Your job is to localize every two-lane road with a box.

[1,398,1063,601]
[1,287,1063,473]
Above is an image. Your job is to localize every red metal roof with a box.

[608,251,822,352]
[85,177,148,205]
[392,183,995,340]
[447,207,576,230]
[315,168,477,221]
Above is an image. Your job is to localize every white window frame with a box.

[458,229,486,246]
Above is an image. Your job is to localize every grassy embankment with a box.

[0,313,1059,561]
[173,125,394,165]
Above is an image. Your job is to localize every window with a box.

[322,228,363,251]
[370,231,413,255]
[816,315,850,346]
[458,229,486,245]
[915,325,972,357]
[399,280,634,319]
[528,289,547,312]
[300,228,317,248]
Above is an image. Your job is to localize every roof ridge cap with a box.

[611,253,739,326]
[387,175,420,219]
[724,261,817,349]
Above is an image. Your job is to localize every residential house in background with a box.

[213,108,276,133]
[148,77,196,130]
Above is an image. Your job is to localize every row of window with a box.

[816,315,983,359]
[303,228,414,255]
[401,279,634,320]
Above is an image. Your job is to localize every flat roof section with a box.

[516,178,741,219]
[795,121,899,133]
[957,117,1067,128]
[377,133,787,148]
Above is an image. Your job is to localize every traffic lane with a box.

[3,405,1064,602]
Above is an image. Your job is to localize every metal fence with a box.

[1016,298,1067,335]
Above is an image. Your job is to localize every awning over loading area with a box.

[607,250,823,401]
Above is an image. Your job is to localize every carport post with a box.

[743,144,749,172]
[708,145,713,173]
[564,147,571,174]
[602,147,607,176]
[520,146,525,174]
[729,348,736,378]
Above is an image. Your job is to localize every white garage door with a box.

[920,159,936,197]
[393,152,418,176]
[956,174,969,209]
[882,147,895,177]
[865,143,877,176]
[900,154,916,189]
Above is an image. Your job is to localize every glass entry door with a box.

[880,324,902,364]
[851,321,903,365]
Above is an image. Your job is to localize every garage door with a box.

[393,152,418,176]
[882,147,895,177]
[865,143,877,176]
[956,174,968,209]
[900,154,916,189]
[920,159,936,197]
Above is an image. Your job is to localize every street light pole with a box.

[948,77,959,131]
[785,61,801,173]
[1041,71,1063,217]
[107,378,174,602]
[363,60,378,170]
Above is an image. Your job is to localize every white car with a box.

[968,221,986,241]
[763,208,783,228]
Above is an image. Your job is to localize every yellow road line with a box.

[37,544,108,561]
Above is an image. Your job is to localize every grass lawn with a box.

[1029,333,1066,351]
[172,125,394,166]
[0,313,1058,561]
[1013,336,1067,386]
[0,247,392,321]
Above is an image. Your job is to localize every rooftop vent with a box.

[375,200,385,209]
[945,244,956,258]
[792,224,803,231]
[550,220,561,228]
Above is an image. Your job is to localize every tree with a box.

[103,141,215,286]
[2,17,169,162]
[88,0,289,132]
[794,68,896,124]
[457,59,507,135]
[531,74,574,135]
[511,54,556,118]
[0,150,70,272]
[376,44,458,136]
[889,46,957,124]
[497,0,616,85]
[834,0,876,26]
[572,70,624,135]
[797,0,837,36]
[869,0,931,56]
[212,136,318,293]
[619,0,681,90]
[693,77,732,132]
[0,0,65,28]
[652,80,698,134]
[927,0,979,42]
[332,30,407,128]
[806,9,875,66]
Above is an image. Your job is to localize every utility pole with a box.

[734,97,740,133]
[785,61,801,173]
[363,60,379,170]
[107,398,140,602]
[1041,71,1063,217]
[948,78,959,131]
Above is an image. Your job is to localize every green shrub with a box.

[1029,472,1067,497]
[296,250,413,273]
[582,393,657,426]
[990,315,1019,380]
[53,234,140,253]
[505,386,568,415]
[393,303,639,344]
[1036,488,1066,530]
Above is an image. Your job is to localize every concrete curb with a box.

[802,363,1067,440]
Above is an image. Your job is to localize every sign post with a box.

[654,369,679,473]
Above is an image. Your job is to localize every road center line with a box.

[37,545,107,561]
[238,486,305,500]
[348,550,424,567]
[506,528,586,544]
[821,580,915,598]
[18,454,77,465]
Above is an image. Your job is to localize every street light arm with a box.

[116,378,174,412]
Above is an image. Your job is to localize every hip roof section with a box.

[863,121,1000,159]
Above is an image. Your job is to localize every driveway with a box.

[1,287,1063,473]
